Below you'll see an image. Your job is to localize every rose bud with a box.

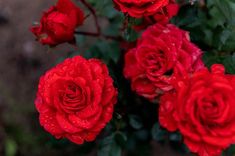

[31,0,84,46]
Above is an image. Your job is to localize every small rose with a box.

[31,0,84,46]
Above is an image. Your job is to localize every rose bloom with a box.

[159,64,235,156]
[152,0,179,24]
[35,56,117,144]
[31,0,84,46]
[133,0,179,31]
[113,0,169,18]
[124,24,204,100]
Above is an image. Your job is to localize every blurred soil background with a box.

[0,0,191,155]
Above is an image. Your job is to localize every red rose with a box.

[159,64,235,156]
[35,56,117,144]
[159,92,178,132]
[31,0,84,46]
[124,24,204,100]
[113,0,169,18]
[152,0,179,24]
[133,0,179,31]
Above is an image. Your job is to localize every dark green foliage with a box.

[172,0,235,63]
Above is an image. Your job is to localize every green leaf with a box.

[108,42,121,63]
[75,34,86,46]
[98,134,122,156]
[221,54,235,74]
[124,26,139,42]
[220,30,231,44]
[221,31,235,51]
[114,132,127,148]
[208,0,235,25]
[208,6,226,28]
[223,144,235,155]
[169,132,182,142]
[203,51,220,68]
[134,129,149,141]
[203,51,235,74]
[151,123,167,142]
[129,115,143,130]
[128,17,143,26]
[84,40,121,63]
[87,0,121,19]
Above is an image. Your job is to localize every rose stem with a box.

[79,0,100,35]
[76,0,122,41]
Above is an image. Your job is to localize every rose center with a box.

[197,97,219,126]
[145,51,168,76]
[58,81,87,113]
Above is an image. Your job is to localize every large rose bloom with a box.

[124,24,204,100]
[35,56,117,144]
[113,0,169,18]
[31,0,84,46]
[159,64,235,156]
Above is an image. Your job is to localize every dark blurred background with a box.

[0,0,82,155]
[0,0,192,155]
